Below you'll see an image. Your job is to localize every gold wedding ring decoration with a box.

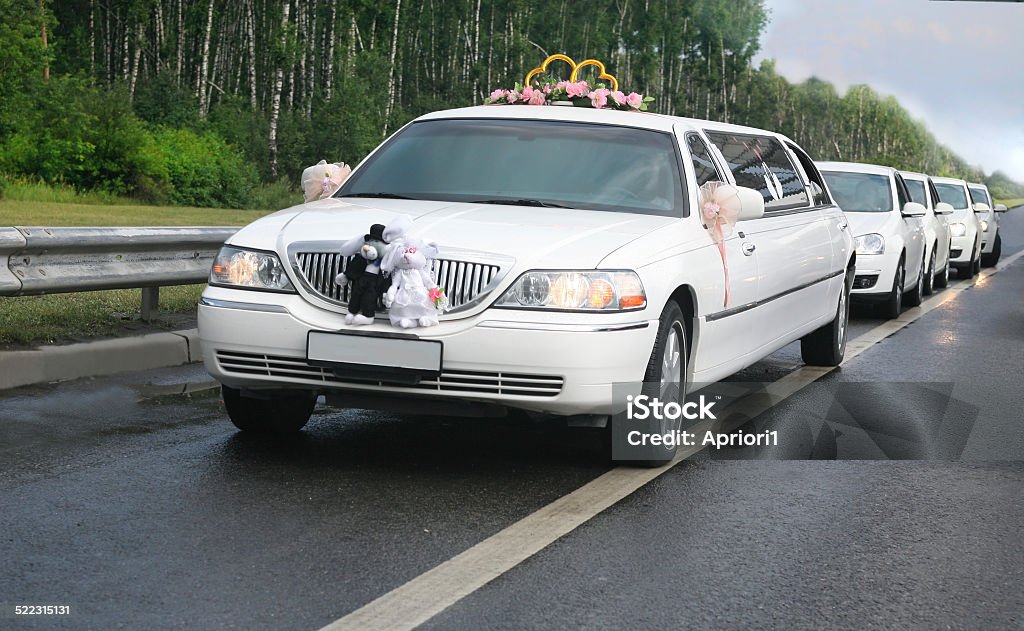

[524,54,619,92]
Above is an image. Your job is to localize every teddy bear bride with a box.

[380,237,442,328]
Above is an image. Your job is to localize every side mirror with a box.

[994,203,1008,213]
[934,202,954,215]
[972,202,991,213]
[734,185,766,221]
[902,201,927,217]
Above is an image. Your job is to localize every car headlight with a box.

[980,219,989,232]
[210,245,295,292]
[949,222,967,237]
[854,233,885,255]
[495,270,646,311]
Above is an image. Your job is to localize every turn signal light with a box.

[587,279,615,308]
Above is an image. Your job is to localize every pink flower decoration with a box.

[611,90,627,107]
[589,88,610,109]
[625,92,644,109]
[429,287,442,301]
[542,85,552,94]
[555,81,569,91]
[489,88,507,102]
[506,90,520,104]
[566,81,590,98]
[702,202,721,223]
[528,89,547,105]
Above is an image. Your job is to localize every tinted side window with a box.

[904,179,928,207]
[894,173,910,209]
[968,187,990,206]
[786,142,831,206]
[686,133,723,187]
[704,132,810,211]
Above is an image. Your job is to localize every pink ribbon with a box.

[699,182,742,308]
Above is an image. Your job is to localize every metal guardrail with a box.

[0,226,237,320]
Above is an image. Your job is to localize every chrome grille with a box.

[294,252,502,310]
[216,351,563,398]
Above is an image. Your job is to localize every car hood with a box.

[231,197,677,269]
[844,211,900,238]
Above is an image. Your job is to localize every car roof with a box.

[898,170,929,181]
[931,176,968,186]
[816,161,895,176]
[416,105,798,143]
[967,182,988,190]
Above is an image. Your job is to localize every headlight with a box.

[854,233,885,255]
[980,219,989,232]
[210,245,295,292]
[949,222,967,237]
[495,270,646,311]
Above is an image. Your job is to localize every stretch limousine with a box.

[198,105,854,463]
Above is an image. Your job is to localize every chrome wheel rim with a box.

[659,323,684,439]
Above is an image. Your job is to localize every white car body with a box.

[968,182,1005,264]
[818,161,926,304]
[199,105,853,419]
[900,170,953,286]
[932,176,983,273]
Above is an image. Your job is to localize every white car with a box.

[900,170,954,292]
[198,105,853,463]
[968,182,1007,266]
[932,177,983,277]
[818,161,927,319]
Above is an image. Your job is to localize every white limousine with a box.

[198,105,854,461]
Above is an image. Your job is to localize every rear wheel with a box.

[880,257,905,319]
[222,385,317,434]
[981,232,1001,267]
[801,267,852,366]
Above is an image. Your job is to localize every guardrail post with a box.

[141,287,159,322]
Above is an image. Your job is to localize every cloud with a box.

[756,0,1024,180]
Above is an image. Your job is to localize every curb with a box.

[0,329,202,391]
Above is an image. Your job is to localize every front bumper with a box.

[850,252,896,300]
[950,233,977,264]
[198,287,659,416]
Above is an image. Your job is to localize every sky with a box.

[755,0,1024,181]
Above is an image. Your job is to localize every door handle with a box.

[838,221,848,230]
[741,242,756,256]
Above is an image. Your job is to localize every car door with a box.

[894,172,925,285]
[679,130,760,371]
[704,131,835,347]
[927,178,952,266]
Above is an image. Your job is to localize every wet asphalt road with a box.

[1,210,1023,630]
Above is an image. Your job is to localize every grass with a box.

[0,285,205,346]
[0,198,275,227]
[995,198,1024,209]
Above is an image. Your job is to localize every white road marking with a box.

[318,249,1024,631]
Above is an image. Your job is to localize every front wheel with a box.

[880,258,905,319]
[801,267,852,366]
[922,250,935,296]
[222,385,317,434]
[934,248,950,288]
[970,242,981,277]
[981,233,1001,267]
[904,253,925,307]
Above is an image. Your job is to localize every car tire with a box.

[880,257,905,319]
[904,253,925,307]
[801,267,852,366]
[222,385,316,434]
[970,242,981,277]
[934,248,950,289]
[922,249,935,296]
[629,301,688,467]
[981,233,1001,267]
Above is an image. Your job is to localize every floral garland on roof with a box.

[484,54,655,111]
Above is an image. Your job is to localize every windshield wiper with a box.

[337,192,418,200]
[471,198,577,209]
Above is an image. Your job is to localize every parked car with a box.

[932,176,983,277]
[967,182,1007,266]
[198,105,853,463]
[818,162,926,319]
[900,170,954,292]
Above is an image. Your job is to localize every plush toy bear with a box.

[335,224,392,325]
[381,238,442,328]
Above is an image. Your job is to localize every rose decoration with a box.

[699,181,744,308]
[429,286,450,312]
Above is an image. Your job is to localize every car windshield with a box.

[904,179,928,207]
[968,187,990,206]
[337,118,686,217]
[821,171,893,212]
[935,183,969,209]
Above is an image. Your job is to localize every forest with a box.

[1,0,1021,208]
